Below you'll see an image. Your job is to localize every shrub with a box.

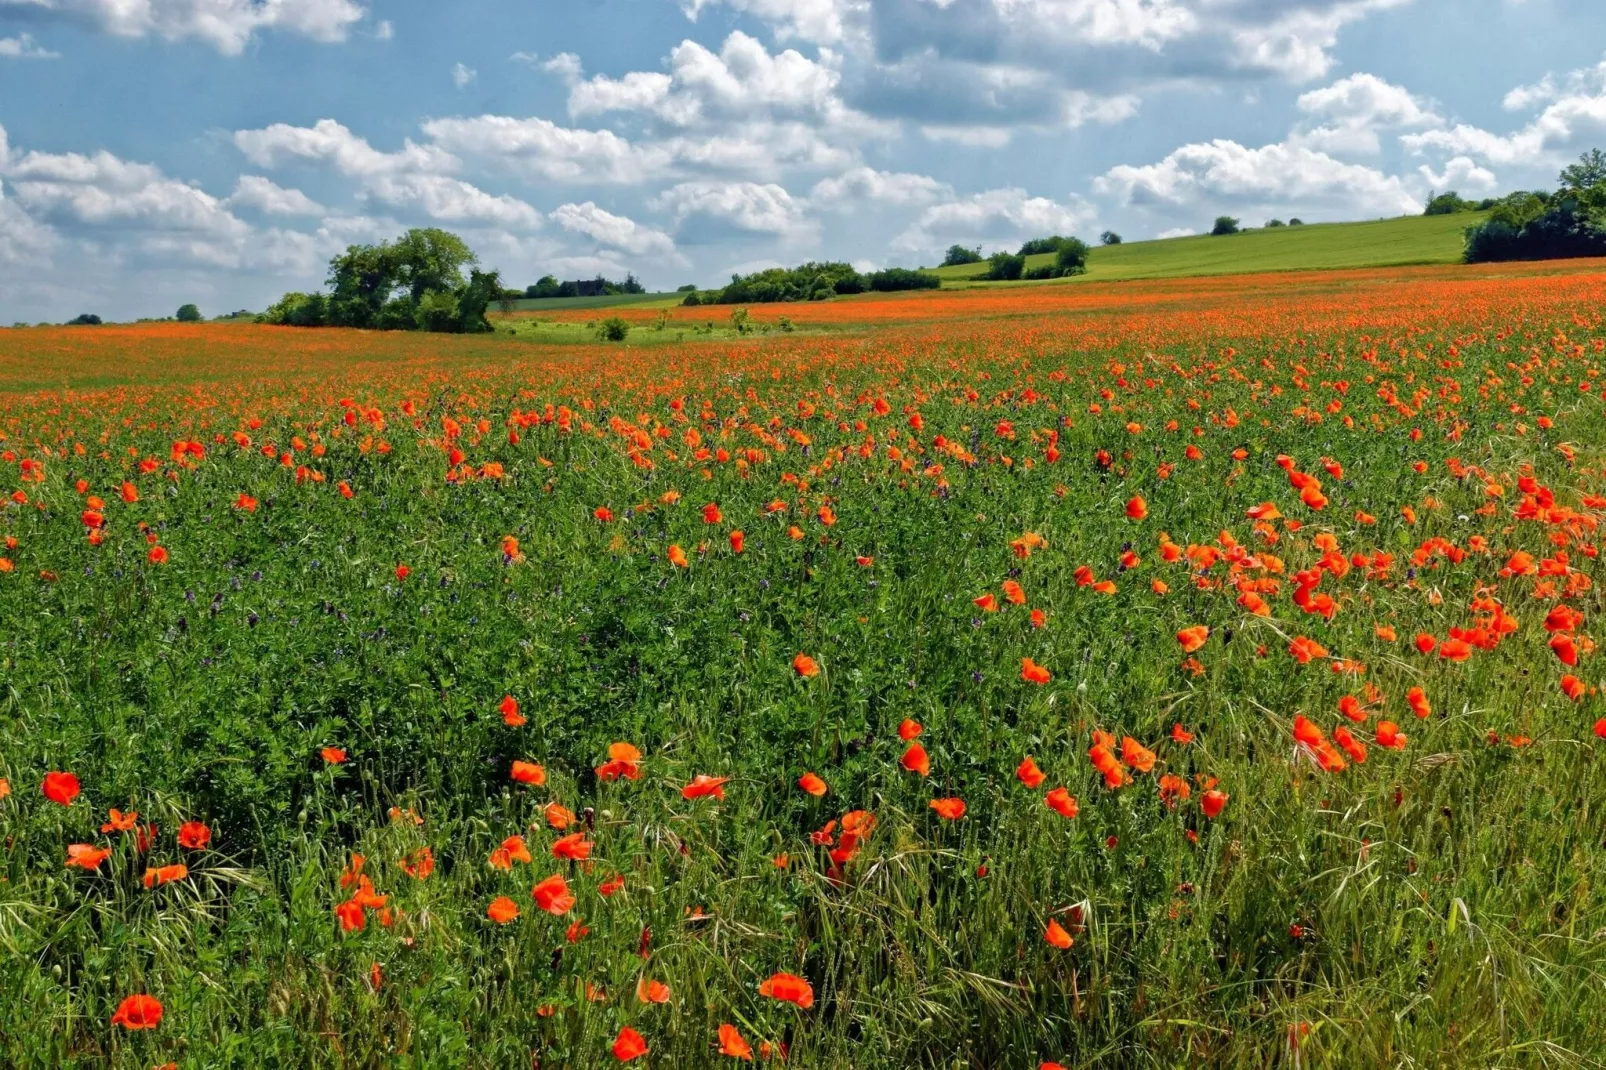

[865,268,940,292]
[597,317,630,342]
[941,244,984,267]
[65,314,102,326]
[176,303,201,322]
[1017,236,1067,256]
[1211,216,1241,236]
[1265,219,1286,228]
[982,252,1025,281]
[1425,191,1481,216]
[1100,231,1123,246]
[1289,218,1304,226]
[676,284,699,292]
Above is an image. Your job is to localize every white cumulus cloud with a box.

[0,0,368,55]
[551,201,677,256]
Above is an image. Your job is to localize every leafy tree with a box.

[865,268,940,292]
[1265,219,1286,228]
[676,283,699,292]
[526,275,561,299]
[1560,148,1606,191]
[1424,191,1480,216]
[1017,236,1067,256]
[175,303,201,322]
[1054,237,1090,275]
[1464,184,1606,263]
[65,314,102,326]
[941,245,984,267]
[1100,231,1122,246]
[1288,218,1304,226]
[1211,216,1241,236]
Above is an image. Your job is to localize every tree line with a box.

[1460,150,1606,263]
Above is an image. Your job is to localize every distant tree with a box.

[865,268,941,292]
[676,283,699,292]
[1017,236,1066,256]
[1288,218,1305,226]
[65,314,102,326]
[941,244,984,267]
[1211,216,1241,236]
[1560,148,1606,191]
[526,275,561,299]
[1265,219,1286,228]
[1424,191,1480,216]
[1100,231,1122,246]
[175,303,201,322]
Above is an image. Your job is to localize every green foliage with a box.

[260,228,497,333]
[175,304,201,323]
[596,316,631,342]
[941,244,984,267]
[982,252,1025,280]
[1016,236,1069,256]
[864,268,940,292]
[1211,216,1241,236]
[1264,219,1286,228]
[700,262,864,305]
[675,283,699,292]
[1463,189,1606,263]
[1100,230,1123,246]
[1424,191,1482,216]
[1559,148,1606,191]
[64,314,102,326]
[1288,218,1304,226]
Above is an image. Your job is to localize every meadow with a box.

[3,259,1606,1067]
[927,213,1488,285]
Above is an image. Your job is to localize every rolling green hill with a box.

[928,212,1487,285]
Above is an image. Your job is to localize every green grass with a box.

[928,212,1487,284]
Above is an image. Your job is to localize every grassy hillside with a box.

[929,212,1486,285]
[502,292,684,313]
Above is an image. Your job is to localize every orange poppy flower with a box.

[510,761,546,785]
[1001,580,1027,605]
[65,843,112,870]
[1375,721,1408,750]
[101,808,138,833]
[544,802,576,829]
[1016,756,1046,788]
[898,718,923,740]
[637,977,671,1004]
[1170,723,1194,745]
[792,653,820,677]
[1561,674,1586,701]
[487,896,520,924]
[142,863,189,888]
[489,835,532,870]
[718,1023,754,1061]
[599,873,625,896]
[682,774,730,801]
[1044,919,1074,948]
[974,592,998,612]
[1021,657,1051,685]
[729,530,745,553]
[1406,687,1431,719]
[532,874,576,915]
[111,994,163,1031]
[320,747,347,765]
[1200,789,1229,819]
[1176,625,1209,653]
[900,743,930,776]
[667,544,689,568]
[797,771,827,796]
[1120,736,1156,774]
[552,833,593,861]
[1030,608,1047,628]
[702,503,723,524]
[929,797,966,820]
[596,742,643,781]
[758,972,815,1008]
[1125,496,1148,520]
[1044,787,1079,819]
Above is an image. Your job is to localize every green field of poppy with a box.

[4,259,1606,1067]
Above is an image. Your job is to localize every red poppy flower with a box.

[897,718,923,740]
[511,761,546,785]
[1044,919,1074,948]
[929,797,966,820]
[1015,756,1046,788]
[532,874,576,915]
[498,695,525,727]
[719,1023,754,1061]
[758,972,815,1008]
[552,833,593,861]
[1045,787,1079,819]
[1200,789,1228,819]
[792,653,820,677]
[899,743,930,776]
[681,774,730,800]
[42,771,80,806]
[177,821,211,849]
[797,771,827,796]
[65,843,112,870]
[1021,657,1051,685]
[487,896,519,924]
[111,994,163,1031]
[612,1026,649,1062]
[320,747,347,765]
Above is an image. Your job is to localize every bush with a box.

[676,284,699,292]
[597,317,630,342]
[176,303,201,322]
[941,245,984,267]
[982,252,1025,281]
[866,268,940,292]
[1100,231,1123,246]
[1211,216,1241,236]
[1265,219,1286,228]
[1289,218,1304,226]
[65,314,102,326]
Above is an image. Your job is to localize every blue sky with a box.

[2,0,1606,321]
